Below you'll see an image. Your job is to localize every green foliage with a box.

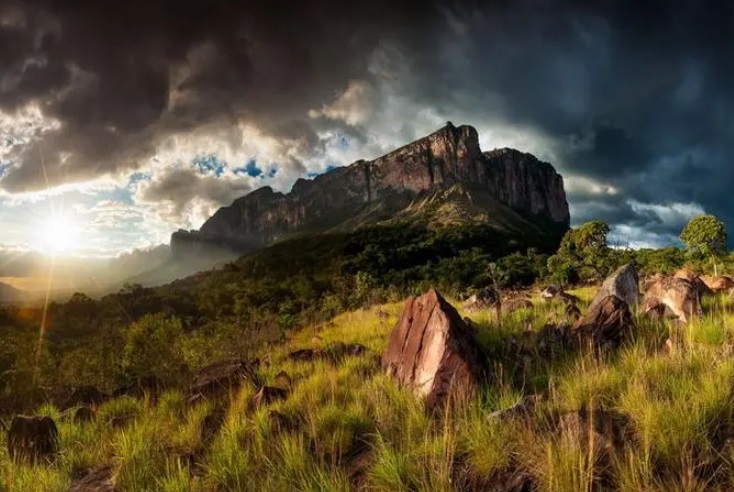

[547,220,614,284]
[680,214,728,259]
[122,313,185,383]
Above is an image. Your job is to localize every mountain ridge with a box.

[171,122,570,258]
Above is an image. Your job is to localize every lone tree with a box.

[548,220,613,283]
[680,215,728,274]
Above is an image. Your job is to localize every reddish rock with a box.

[642,276,702,323]
[702,275,734,293]
[674,268,712,298]
[572,295,634,349]
[589,263,639,312]
[381,289,484,409]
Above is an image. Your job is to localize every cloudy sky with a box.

[1,0,733,261]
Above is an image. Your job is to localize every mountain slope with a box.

[171,123,569,259]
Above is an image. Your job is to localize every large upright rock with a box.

[382,289,484,409]
[589,264,639,311]
[572,296,634,349]
[171,123,570,257]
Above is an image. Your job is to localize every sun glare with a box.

[35,213,82,255]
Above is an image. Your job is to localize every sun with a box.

[35,213,82,255]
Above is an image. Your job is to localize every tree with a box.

[680,215,728,273]
[547,220,614,283]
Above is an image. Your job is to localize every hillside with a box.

[5,283,734,490]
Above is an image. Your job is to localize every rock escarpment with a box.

[171,122,570,257]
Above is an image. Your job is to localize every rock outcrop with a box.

[572,296,634,349]
[642,276,702,323]
[171,123,569,258]
[589,263,640,311]
[381,289,484,409]
[702,275,734,293]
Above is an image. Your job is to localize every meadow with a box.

[4,286,734,491]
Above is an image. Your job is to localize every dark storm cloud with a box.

[0,0,438,191]
[1,0,733,245]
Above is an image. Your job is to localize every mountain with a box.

[170,122,569,259]
[0,281,26,305]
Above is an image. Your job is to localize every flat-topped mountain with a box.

[171,122,570,258]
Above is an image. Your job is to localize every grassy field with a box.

[3,287,734,491]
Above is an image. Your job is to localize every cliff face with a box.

[171,122,570,258]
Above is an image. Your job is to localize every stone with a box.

[68,465,116,492]
[171,123,569,259]
[188,359,254,403]
[540,285,563,299]
[73,407,95,424]
[462,287,499,311]
[249,386,288,411]
[588,263,639,312]
[287,348,320,362]
[642,276,702,323]
[701,275,734,293]
[381,289,485,409]
[674,268,712,298]
[6,415,58,464]
[572,296,634,349]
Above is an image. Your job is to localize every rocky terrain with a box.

[171,122,569,259]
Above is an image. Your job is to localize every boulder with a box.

[642,276,702,323]
[540,285,563,299]
[674,268,712,297]
[572,295,634,349]
[69,464,116,492]
[287,348,320,362]
[249,386,288,411]
[6,415,58,464]
[701,275,734,293]
[489,394,544,421]
[463,287,499,311]
[381,289,484,409]
[322,342,367,363]
[188,359,254,403]
[589,263,639,312]
[200,409,225,445]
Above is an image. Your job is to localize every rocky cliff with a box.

[171,122,570,258]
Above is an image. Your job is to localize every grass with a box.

[4,290,734,490]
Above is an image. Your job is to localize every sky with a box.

[1,0,733,266]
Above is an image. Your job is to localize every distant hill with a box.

[0,281,26,304]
